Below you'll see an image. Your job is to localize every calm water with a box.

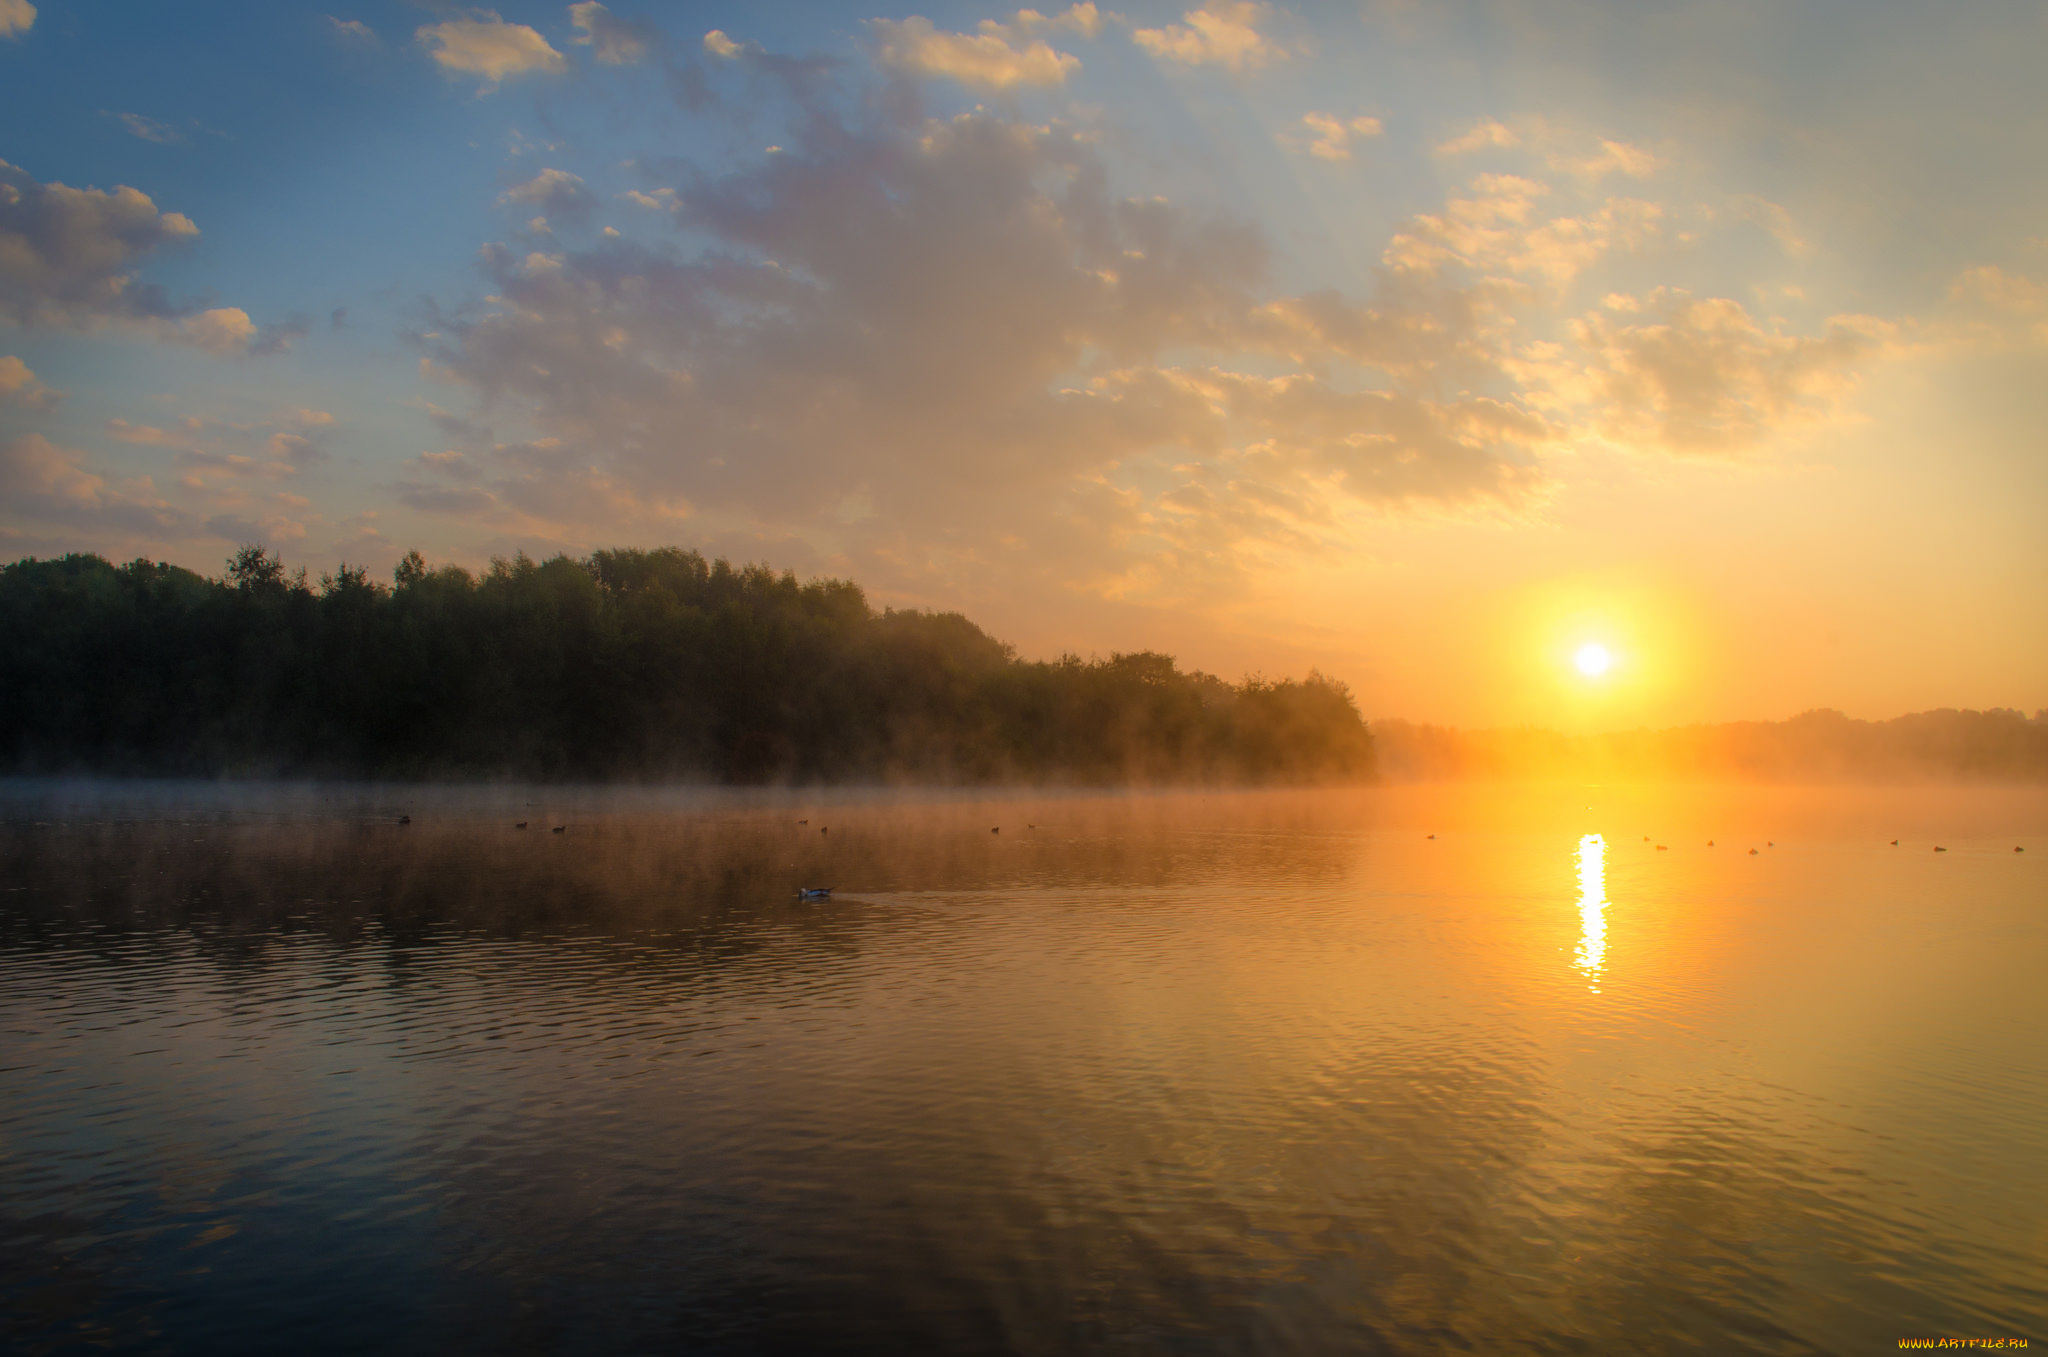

[2,782,2043,1355]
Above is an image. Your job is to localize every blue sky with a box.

[3,1,2045,725]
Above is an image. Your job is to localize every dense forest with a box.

[1372,708,2048,783]
[0,548,1376,784]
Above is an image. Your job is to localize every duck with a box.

[516,822,527,829]
[1933,845,1947,852]
[798,886,834,900]
[553,825,567,834]
[1749,848,1759,855]
[398,815,411,825]
[992,827,1000,834]
[1655,844,1667,851]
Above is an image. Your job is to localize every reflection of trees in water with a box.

[0,787,1367,957]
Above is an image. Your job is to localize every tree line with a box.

[1371,707,2048,782]
[0,547,1376,784]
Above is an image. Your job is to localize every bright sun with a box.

[1575,643,1613,677]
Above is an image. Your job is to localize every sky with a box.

[2,0,2044,730]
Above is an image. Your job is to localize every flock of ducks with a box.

[384,813,2027,898]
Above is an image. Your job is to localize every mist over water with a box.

[3,782,2044,1354]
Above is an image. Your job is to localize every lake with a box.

[2,781,2043,1354]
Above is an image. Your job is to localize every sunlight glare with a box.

[1575,643,1613,677]
[1574,833,1607,991]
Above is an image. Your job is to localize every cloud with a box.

[1381,172,1663,288]
[107,417,189,446]
[416,96,1551,601]
[499,168,596,224]
[1941,264,2048,348]
[0,0,32,40]
[0,354,56,410]
[407,47,1921,606]
[620,186,676,211]
[1436,119,1518,155]
[327,16,376,43]
[0,432,191,536]
[1,433,114,506]
[1298,112,1382,162]
[416,12,566,86]
[1513,289,1892,455]
[1550,138,1657,180]
[871,12,1084,89]
[1730,195,1811,257]
[703,29,743,59]
[177,307,259,355]
[0,157,200,327]
[1134,1,1285,71]
[1950,264,2045,314]
[108,111,185,145]
[107,408,331,492]
[568,2,649,65]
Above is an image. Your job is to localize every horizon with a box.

[3,1,2045,731]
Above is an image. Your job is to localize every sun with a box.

[1574,643,1613,678]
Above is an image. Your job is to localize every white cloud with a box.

[1298,112,1382,162]
[0,0,33,40]
[703,30,742,59]
[1021,4,1104,38]
[871,13,1082,89]
[1134,1,1284,71]
[620,187,676,211]
[0,354,56,410]
[416,12,566,85]
[498,168,596,224]
[178,307,260,356]
[327,16,376,43]
[569,2,649,65]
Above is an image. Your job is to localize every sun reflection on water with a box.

[1574,832,1607,991]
